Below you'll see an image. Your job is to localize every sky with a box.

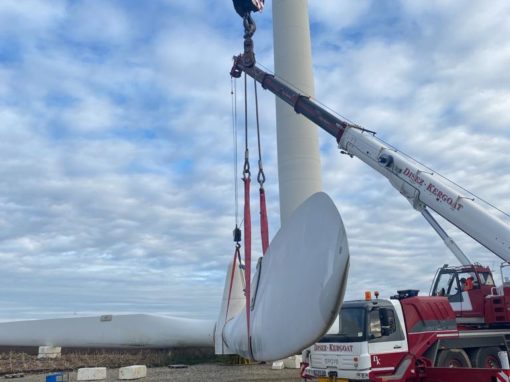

[0,0,510,322]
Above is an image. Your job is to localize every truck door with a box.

[368,306,408,373]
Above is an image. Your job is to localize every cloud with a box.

[63,1,132,45]
[309,1,372,32]
[0,0,65,36]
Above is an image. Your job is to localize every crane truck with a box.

[298,263,510,382]
[230,47,510,381]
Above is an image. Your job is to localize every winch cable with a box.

[231,77,240,232]
[254,79,269,255]
[226,77,242,322]
[242,73,253,359]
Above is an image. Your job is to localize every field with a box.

[8,364,301,382]
[0,349,301,382]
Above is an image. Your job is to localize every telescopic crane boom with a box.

[230,54,510,264]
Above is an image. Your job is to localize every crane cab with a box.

[430,263,510,328]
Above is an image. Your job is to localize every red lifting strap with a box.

[225,245,240,321]
[259,187,269,255]
[243,176,252,354]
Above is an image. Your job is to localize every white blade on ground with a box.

[222,192,350,361]
[215,260,246,355]
[0,314,214,348]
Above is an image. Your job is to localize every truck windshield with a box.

[321,307,366,343]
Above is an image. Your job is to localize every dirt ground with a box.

[7,364,302,382]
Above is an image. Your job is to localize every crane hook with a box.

[232,0,264,68]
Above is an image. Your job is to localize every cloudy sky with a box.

[0,0,509,322]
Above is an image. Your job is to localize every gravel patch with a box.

[8,364,302,382]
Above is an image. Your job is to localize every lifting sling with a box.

[254,80,269,255]
[242,73,253,356]
[227,67,269,357]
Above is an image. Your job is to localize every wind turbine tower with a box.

[272,0,322,224]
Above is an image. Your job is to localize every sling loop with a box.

[253,80,269,255]
[254,80,265,187]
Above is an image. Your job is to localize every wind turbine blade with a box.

[221,192,349,361]
[0,314,214,348]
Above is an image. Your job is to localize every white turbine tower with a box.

[273,0,322,223]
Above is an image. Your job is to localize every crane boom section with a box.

[340,128,510,261]
[231,56,510,262]
[231,56,351,140]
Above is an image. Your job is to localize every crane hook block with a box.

[232,0,264,18]
[233,227,242,243]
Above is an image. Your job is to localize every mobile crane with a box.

[300,289,510,381]
[230,40,510,381]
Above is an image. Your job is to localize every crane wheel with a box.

[473,347,502,368]
[436,349,471,368]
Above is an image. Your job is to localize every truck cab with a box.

[303,297,408,381]
[430,263,510,327]
[302,290,510,381]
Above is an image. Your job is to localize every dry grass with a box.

[0,348,215,375]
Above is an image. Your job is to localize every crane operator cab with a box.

[430,263,510,328]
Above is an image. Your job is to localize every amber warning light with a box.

[364,291,372,301]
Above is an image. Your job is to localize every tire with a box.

[473,347,502,368]
[436,349,472,368]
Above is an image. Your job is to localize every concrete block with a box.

[119,365,147,380]
[271,360,284,370]
[4,373,24,378]
[77,367,107,381]
[283,355,302,369]
[37,346,61,359]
